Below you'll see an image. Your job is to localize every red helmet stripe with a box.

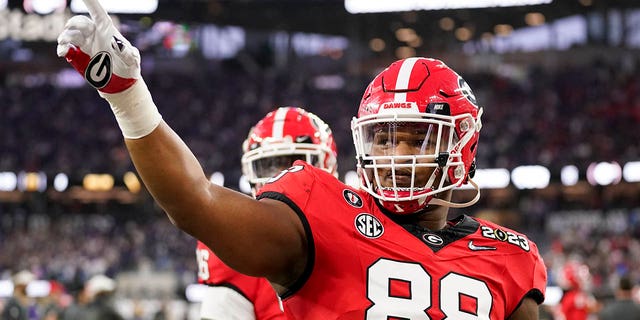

[394,57,420,102]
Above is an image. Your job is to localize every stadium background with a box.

[1,0,640,318]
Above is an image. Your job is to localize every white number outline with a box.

[266,165,304,184]
[196,248,211,281]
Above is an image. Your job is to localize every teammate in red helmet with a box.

[196,107,337,319]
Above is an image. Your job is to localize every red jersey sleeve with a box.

[195,241,284,319]
[256,160,318,212]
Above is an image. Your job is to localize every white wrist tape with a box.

[99,80,162,139]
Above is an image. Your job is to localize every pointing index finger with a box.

[82,0,111,29]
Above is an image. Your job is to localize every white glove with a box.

[57,0,161,139]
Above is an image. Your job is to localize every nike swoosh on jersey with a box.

[468,240,497,251]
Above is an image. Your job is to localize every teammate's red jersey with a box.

[559,289,593,320]
[196,241,285,319]
[258,161,547,320]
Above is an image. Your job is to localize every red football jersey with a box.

[258,161,547,320]
[196,241,285,319]
[559,289,593,320]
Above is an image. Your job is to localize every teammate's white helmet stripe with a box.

[272,107,289,139]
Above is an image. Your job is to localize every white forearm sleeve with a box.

[99,80,162,139]
[199,286,256,320]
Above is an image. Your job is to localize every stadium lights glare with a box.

[82,174,115,192]
[25,280,51,298]
[53,173,69,192]
[0,280,52,298]
[123,172,141,193]
[24,0,66,14]
[17,171,47,192]
[0,172,17,192]
[460,168,511,189]
[0,0,7,11]
[0,280,12,298]
[511,165,550,189]
[209,172,225,187]
[70,0,158,14]
[623,161,640,183]
[3,160,639,195]
[185,283,208,303]
[587,161,622,186]
[344,0,553,13]
[542,286,563,306]
[560,165,579,186]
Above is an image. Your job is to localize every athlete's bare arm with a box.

[125,121,307,287]
[508,297,539,320]
[57,0,306,289]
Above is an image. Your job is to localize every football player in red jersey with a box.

[57,2,547,318]
[556,260,599,320]
[195,107,338,319]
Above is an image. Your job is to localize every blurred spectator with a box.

[38,281,68,320]
[84,275,123,320]
[598,275,640,320]
[67,275,123,320]
[1,57,637,186]
[59,284,91,320]
[1,270,35,320]
[151,301,169,320]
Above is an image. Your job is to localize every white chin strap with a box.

[429,179,480,208]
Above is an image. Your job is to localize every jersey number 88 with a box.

[367,259,492,320]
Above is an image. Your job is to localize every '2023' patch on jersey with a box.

[480,226,530,251]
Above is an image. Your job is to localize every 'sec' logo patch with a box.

[355,213,383,239]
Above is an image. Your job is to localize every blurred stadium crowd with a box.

[2,50,640,319]
[3,52,640,184]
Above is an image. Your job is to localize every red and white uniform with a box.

[559,289,594,320]
[258,162,547,320]
[196,242,285,319]
[556,260,596,320]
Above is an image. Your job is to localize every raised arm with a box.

[125,122,307,284]
[56,0,306,287]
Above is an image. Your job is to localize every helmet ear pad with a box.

[447,115,480,186]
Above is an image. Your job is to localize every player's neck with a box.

[414,189,453,230]
[380,203,449,231]
[415,207,448,230]
[374,190,452,230]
